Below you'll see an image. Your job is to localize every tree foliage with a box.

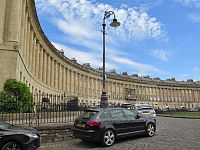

[0,79,33,113]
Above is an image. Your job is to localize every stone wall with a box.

[36,124,74,143]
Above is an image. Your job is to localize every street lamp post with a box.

[100,11,120,108]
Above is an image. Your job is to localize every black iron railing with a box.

[0,94,95,126]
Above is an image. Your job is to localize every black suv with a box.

[73,107,156,146]
[0,121,40,150]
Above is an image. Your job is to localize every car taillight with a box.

[86,121,100,127]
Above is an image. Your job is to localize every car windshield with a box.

[79,110,98,119]
[121,104,132,108]
[136,105,153,110]
[0,121,13,129]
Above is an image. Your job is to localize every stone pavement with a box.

[38,117,200,150]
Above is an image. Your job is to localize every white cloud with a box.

[175,0,200,7]
[188,14,200,23]
[52,42,117,70]
[192,67,199,72]
[52,41,163,74]
[36,0,166,41]
[110,56,162,73]
[150,49,171,61]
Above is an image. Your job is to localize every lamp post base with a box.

[100,91,108,108]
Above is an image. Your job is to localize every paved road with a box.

[38,117,200,150]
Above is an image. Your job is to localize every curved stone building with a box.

[0,0,199,109]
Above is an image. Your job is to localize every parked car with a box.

[120,103,133,110]
[133,104,156,118]
[189,108,199,112]
[0,121,40,150]
[73,107,156,146]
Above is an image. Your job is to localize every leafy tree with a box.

[0,79,33,113]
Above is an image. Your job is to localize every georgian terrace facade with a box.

[0,0,199,109]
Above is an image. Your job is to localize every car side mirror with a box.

[136,114,141,119]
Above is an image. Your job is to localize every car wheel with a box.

[146,123,155,137]
[2,141,21,150]
[101,129,115,147]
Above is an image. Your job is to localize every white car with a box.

[133,104,156,118]
[121,103,133,110]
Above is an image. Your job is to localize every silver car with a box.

[133,104,156,118]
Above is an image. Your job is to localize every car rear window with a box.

[80,110,98,119]
[136,105,153,110]
[121,104,132,108]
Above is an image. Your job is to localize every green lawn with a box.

[160,111,200,118]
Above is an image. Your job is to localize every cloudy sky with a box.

[35,0,200,81]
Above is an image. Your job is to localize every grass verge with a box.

[159,111,200,118]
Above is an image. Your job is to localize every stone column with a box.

[163,88,166,102]
[48,54,51,86]
[28,28,33,70]
[4,0,22,44]
[182,89,185,103]
[90,77,92,98]
[98,79,101,98]
[173,88,176,103]
[71,70,74,94]
[142,86,145,101]
[61,65,64,90]
[19,0,26,54]
[0,0,6,43]
[74,72,76,94]
[94,78,97,98]
[23,11,28,60]
[192,90,195,103]
[37,43,41,79]
[42,50,47,84]
[84,75,86,97]
[70,70,74,94]
[91,77,93,98]
[77,72,79,95]
[51,58,54,87]
[119,83,121,100]
[39,46,43,80]
[57,63,60,90]
[80,74,83,96]
[67,69,71,94]
[114,82,117,100]
[115,83,118,100]
[35,41,39,79]
[177,89,180,103]
[66,68,69,93]
[88,77,90,97]
[86,76,89,97]
[24,10,30,67]
[63,67,66,91]
[169,88,173,102]
[158,88,161,102]
[184,89,187,106]
[180,89,183,103]
[166,88,169,102]
[32,36,36,75]
[55,61,58,89]
[62,66,64,90]
[46,54,49,85]
[24,19,29,67]
[73,71,75,94]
